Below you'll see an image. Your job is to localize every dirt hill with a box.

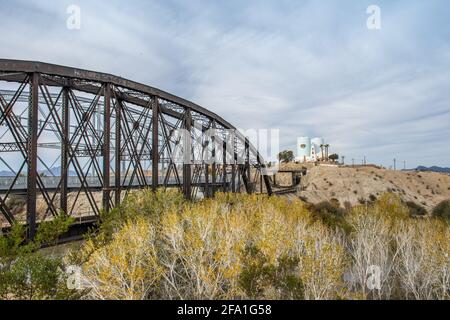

[293,165,450,212]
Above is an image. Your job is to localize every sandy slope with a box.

[297,165,450,211]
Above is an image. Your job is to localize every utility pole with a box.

[352,158,355,167]
[403,160,406,171]
[342,156,345,165]
[363,156,366,166]
[393,158,396,171]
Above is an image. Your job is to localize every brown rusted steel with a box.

[27,73,39,239]
[103,84,111,212]
[60,87,69,214]
[115,99,122,206]
[0,60,273,239]
[211,128,217,197]
[243,138,251,193]
[232,151,237,193]
[152,97,159,191]
[0,59,267,167]
[222,140,227,192]
[183,109,192,199]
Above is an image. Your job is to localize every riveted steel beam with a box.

[103,84,111,212]
[0,60,274,240]
[27,73,39,239]
[152,97,159,191]
[60,87,69,214]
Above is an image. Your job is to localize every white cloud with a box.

[0,0,449,167]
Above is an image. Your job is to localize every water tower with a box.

[296,137,311,163]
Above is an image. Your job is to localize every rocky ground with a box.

[1,191,103,227]
[290,164,450,212]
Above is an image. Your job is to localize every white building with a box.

[296,137,311,163]
[296,137,326,163]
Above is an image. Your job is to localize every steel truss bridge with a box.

[0,59,272,239]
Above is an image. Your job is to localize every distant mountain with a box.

[0,167,78,177]
[415,166,450,174]
[0,170,15,177]
[39,166,77,177]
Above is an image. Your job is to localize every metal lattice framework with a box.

[0,59,272,238]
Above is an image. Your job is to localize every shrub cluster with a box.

[432,200,450,219]
[2,191,448,300]
[77,191,347,300]
[74,191,449,300]
[0,215,82,300]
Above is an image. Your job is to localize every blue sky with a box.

[0,0,449,168]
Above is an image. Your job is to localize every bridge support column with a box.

[222,141,227,192]
[152,97,159,192]
[60,87,69,214]
[27,73,39,239]
[241,138,251,194]
[103,83,111,212]
[211,134,216,197]
[115,100,122,206]
[204,163,210,197]
[232,147,237,193]
[257,153,273,196]
[183,109,192,199]
[237,164,241,192]
[203,126,210,198]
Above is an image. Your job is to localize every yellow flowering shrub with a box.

[77,190,449,300]
[82,218,162,300]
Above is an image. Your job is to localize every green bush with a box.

[239,245,304,299]
[4,254,80,300]
[0,223,29,261]
[432,200,450,219]
[405,201,427,217]
[0,215,78,300]
[35,214,75,246]
[308,201,353,234]
[95,188,186,245]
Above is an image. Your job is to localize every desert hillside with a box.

[293,165,450,211]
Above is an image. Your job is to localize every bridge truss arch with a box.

[0,59,272,237]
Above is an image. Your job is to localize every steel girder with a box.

[0,59,272,238]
